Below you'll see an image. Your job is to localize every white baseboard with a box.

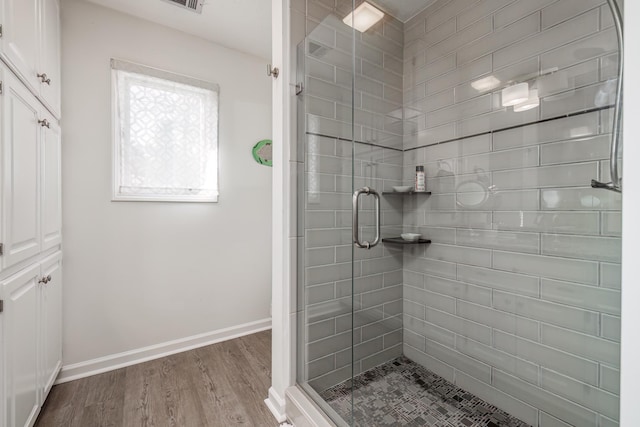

[265,386,288,423]
[56,318,272,384]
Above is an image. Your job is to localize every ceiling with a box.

[372,0,437,23]
[85,0,272,60]
[84,0,438,59]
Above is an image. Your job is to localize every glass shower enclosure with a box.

[294,0,623,426]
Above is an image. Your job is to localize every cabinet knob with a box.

[46,275,52,283]
[37,73,51,85]
[38,277,47,284]
[38,118,50,128]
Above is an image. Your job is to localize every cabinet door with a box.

[2,264,41,427]
[2,72,41,270]
[40,112,60,251]
[38,0,61,117]
[40,252,61,398]
[0,0,40,91]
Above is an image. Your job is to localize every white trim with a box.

[285,386,337,427]
[265,386,288,423]
[55,318,271,384]
[270,0,295,420]
[110,194,219,203]
[621,1,640,426]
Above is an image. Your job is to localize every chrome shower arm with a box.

[608,0,624,190]
[592,0,623,192]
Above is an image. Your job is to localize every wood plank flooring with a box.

[35,330,279,427]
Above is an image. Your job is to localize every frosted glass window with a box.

[112,59,219,202]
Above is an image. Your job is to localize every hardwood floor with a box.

[35,331,280,427]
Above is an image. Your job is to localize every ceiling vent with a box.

[161,0,204,14]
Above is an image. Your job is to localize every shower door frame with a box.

[269,0,640,426]
[619,1,640,425]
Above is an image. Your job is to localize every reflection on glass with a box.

[502,82,530,107]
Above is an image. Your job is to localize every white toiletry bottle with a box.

[415,166,426,192]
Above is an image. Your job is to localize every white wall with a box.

[61,0,272,367]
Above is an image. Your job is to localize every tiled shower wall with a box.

[295,0,622,425]
[401,1,621,426]
[403,0,619,148]
[300,2,409,391]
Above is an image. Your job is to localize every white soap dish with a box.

[401,233,422,242]
[393,186,413,192]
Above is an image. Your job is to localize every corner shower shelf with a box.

[382,191,432,196]
[382,238,432,245]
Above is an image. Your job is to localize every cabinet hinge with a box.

[0,243,3,255]
[0,24,3,38]
[0,81,3,95]
[0,300,3,313]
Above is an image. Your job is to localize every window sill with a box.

[111,194,219,203]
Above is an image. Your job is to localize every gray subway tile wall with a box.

[296,0,622,426]
[402,1,621,425]
[403,1,618,149]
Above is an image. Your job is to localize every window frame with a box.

[111,59,220,203]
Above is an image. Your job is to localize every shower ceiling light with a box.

[514,89,540,112]
[501,82,529,107]
[343,2,385,33]
[471,76,501,92]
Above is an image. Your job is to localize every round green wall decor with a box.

[252,139,273,167]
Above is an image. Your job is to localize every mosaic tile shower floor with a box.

[319,356,531,427]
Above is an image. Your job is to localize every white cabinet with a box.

[1,68,60,272]
[0,63,63,427]
[2,264,41,427]
[40,111,61,252]
[1,69,41,270]
[1,253,62,427]
[0,1,62,424]
[38,0,61,116]
[0,0,40,92]
[40,252,62,398]
[0,0,61,117]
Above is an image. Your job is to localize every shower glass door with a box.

[295,0,622,426]
[295,0,406,423]
[295,0,359,424]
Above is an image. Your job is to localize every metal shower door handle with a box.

[353,187,380,250]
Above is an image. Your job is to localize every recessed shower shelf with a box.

[382,238,432,245]
[382,191,432,196]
